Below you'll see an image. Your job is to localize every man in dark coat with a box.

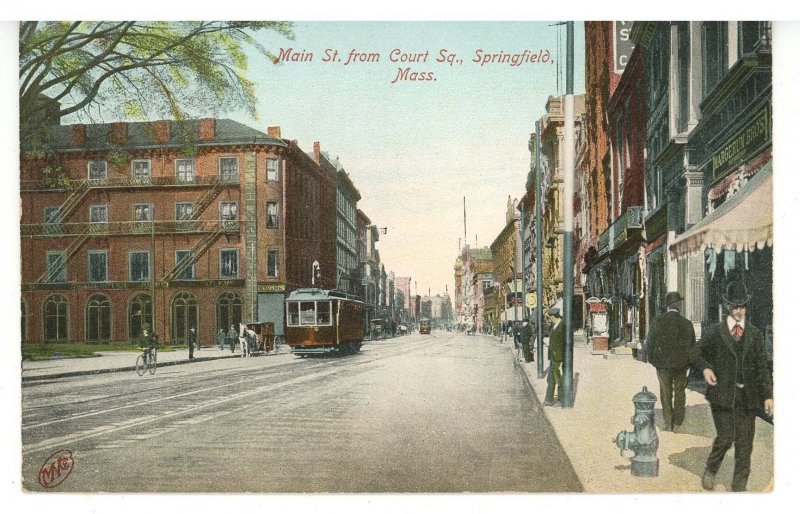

[520,320,534,363]
[226,325,237,353]
[543,303,564,407]
[187,327,196,359]
[646,291,696,431]
[692,280,773,492]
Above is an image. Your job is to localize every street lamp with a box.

[311,260,320,286]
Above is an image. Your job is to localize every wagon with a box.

[245,322,275,354]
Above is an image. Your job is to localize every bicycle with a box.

[135,347,157,376]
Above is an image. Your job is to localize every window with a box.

[132,160,151,182]
[676,22,690,133]
[129,251,150,281]
[88,160,107,181]
[220,249,238,278]
[217,292,242,332]
[90,205,108,224]
[702,22,728,98]
[266,202,279,228]
[134,204,153,222]
[88,251,108,282]
[44,206,61,235]
[266,158,279,181]
[86,294,111,341]
[46,251,67,282]
[219,157,239,182]
[300,302,316,325]
[287,302,300,325]
[316,302,331,325]
[175,250,194,280]
[739,21,760,57]
[171,292,198,344]
[267,249,279,278]
[128,293,152,340]
[176,202,194,220]
[43,294,68,341]
[220,202,238,220]
[176,158,195,182]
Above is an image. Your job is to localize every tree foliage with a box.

[19,21,294,145]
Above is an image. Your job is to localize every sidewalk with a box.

[21,346,281,382]
[506,332,773,493]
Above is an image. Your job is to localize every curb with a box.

[21,352,258,383]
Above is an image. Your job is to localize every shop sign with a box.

[614,21,635,73]
[712,105,771,181]
[258,283,286,293]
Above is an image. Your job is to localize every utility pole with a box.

[562,21,576,408]
[535,124,544,378]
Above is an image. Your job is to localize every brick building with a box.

[21,119,336,345]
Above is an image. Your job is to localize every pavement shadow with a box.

[666,446,711,488]
[654,404,717,438]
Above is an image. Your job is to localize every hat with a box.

[548,302,562,318]
[723,280,751,306]
[664,291,683,307]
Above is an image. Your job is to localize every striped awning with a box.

[670,168,772,259]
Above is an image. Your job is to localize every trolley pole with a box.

[562,21,575,408]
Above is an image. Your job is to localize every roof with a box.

[286,288,363,303]
[39,119,286,152]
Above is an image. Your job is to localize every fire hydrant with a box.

[613,386,659,477]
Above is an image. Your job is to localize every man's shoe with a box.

[543,400,555,407]
[702,469,716,491]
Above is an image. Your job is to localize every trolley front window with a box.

[288,302,299,325]
[300,302,316,325]
[286,300,334,327]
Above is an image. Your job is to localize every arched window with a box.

[128,294,153,341]
[86,294,112,342]
[21,299,28,343]
[171,292,198,344]
[216,291,242,333]
[43,294,68,342]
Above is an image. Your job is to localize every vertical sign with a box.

[614,21,635,73]
[245,152,258,322]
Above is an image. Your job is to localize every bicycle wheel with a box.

[135,355,146,376]
[148,350,157,375]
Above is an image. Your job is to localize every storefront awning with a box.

[669,169,772,259]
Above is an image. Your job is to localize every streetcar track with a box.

[22,337,440,454]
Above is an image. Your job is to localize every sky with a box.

[226,21,586,297]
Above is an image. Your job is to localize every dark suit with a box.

[646,309,696,429]
[545,320,564,403]
[691,320,773,491]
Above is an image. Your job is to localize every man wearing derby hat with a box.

[543,300,564,407]
[646,291,696,432]
[691,279,773,492]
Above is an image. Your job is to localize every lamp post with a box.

[311,260,320,286]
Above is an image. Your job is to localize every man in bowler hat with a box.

[692,280,773,492]
[543,302,564,407]
[646,291,696,431]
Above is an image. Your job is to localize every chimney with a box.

[267,126,282,138]
[71,124,86,147]
[313,141,321,164]
[199,118,215,142]
[153,120,170,144]
[110,122,128,146]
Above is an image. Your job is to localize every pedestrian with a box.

[216,329,225,350]
[692,280,773,492]
[520,320,534,363]
[187,327,196,359]
[543,302,564,407]
[226,324,237,353]
[645,291,696,432]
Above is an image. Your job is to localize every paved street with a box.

[22,332,581,493]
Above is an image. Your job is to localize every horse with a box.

[238,322,250,358]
